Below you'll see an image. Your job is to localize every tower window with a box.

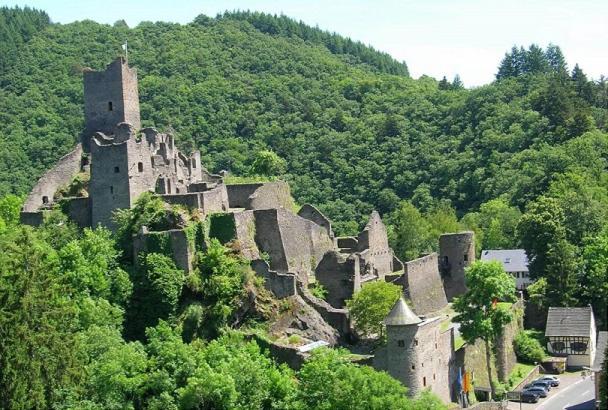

[464,253,468,261]
[411,365,415,370]
[114,166,120,173]
[192,158,197,168]
[108,101,113,111]
[138,162,143,172]
[414,339,418,346]
[423,377,426,387]
[397,340,405,347]
[167,179,172,194]
[42,196,49,204]
[433,374,436,380]
[110,186,114,194]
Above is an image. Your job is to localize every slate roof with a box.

[593,331,607,370]
[545,307,593,337]
[384,298,421,326]
[480,249,528,273]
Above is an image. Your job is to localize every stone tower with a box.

[385,298,423,394]
[385,298,453,401]
[83,57,141,151]
[439,231,475,301]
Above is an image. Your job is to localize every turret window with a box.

[414,339,418,346]
[108,101,113,111]
[110,186,114,194]
[397,340,405,347]
[42,196,49,204]
[138,162,143,172]
[464,253,468,261]
[114,166,120,173]
[192,159,197,168]
[423,377,427,387]
[411,365,415,370]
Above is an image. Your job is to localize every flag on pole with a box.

[122,40,128,63]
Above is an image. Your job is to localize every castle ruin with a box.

[20,57,518,405]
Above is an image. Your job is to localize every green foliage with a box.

[581,230,608,328]
[309,282,328,300]
[185,239,249,339]
[126,252,185,340]
[347,281,402,338]
[208,213,237,244]
[387,201,433,261]
[462,198,521,250]
[250,149,287,177]
[453,261,516,399]
[297,348,445,409]
[514,331,546,363]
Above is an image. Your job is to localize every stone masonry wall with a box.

[251,259,296,298]
[226,183,264,208]
[402,253,448,315]
[297,204,333,238]
[439,231,475,301]
[22,144,83,212]
[315,251,360,308]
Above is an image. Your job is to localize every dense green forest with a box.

[1,6,608,408]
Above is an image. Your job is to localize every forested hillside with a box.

[1,6,608,409]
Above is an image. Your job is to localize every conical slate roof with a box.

[384,298,421,326]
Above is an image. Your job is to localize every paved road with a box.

[507,374,595,410]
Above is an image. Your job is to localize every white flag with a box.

[121,43,127,50]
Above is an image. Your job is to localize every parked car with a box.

[520,390,540,403]
[524,380,552,391]
[536,375,560,386]
[523,386,548,398]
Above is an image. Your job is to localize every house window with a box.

[42,196,49,204]
[423,377,426,387]
[397,340,405,347]
[551,341,566,353]
[114,166,120,173]
[108,101,113,111]
[571,342,587,353]
[138,162,143,172]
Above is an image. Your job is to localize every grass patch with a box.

[224,175,274,185]
[507,363,535,389]
[455,336,465,350]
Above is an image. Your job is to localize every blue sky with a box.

[3,0,607,86]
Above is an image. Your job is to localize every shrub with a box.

[514,331,546,363]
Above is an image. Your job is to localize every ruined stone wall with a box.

[315,251,360,308]
[296,281,351,342]
[357,212,394,278]
[253,209,289,272]
[247,181,293,210]
[200,184,229,213]
[161,193,201,209]
[83,58,140,145]
[90,137,130,228]
[403,253,448,315]
[439,232,475,301]
[226,183,264,208]
[297,204,333,238]
[63,197,91,228]
[19,211,46,226]
[495,300,524,381]
[232,210,260,260]
[251,260,296,299]
[133,227,194,273]
[22,144,83,212]
[253,208,334,282]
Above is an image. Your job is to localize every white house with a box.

[480,249,531,290]
[545,306,597,369]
